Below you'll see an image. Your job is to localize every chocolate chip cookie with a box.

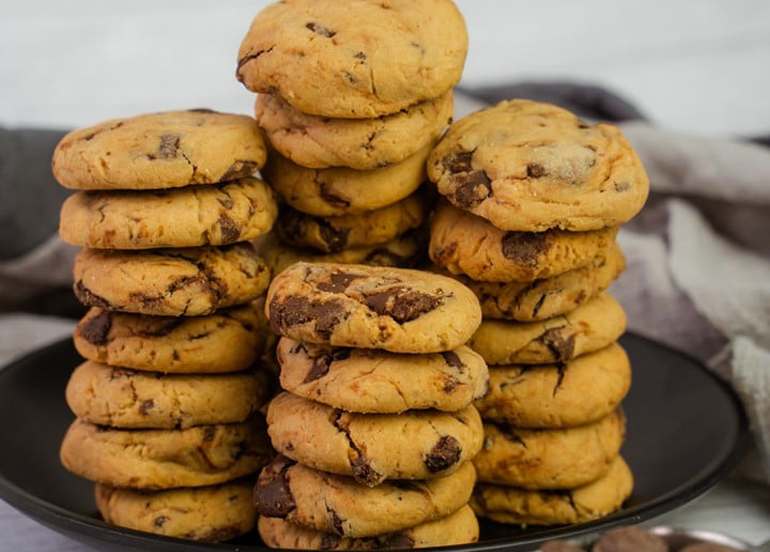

[277,193,427,254]
[430,202,618,282]
[60,418,270,489]
[428,99,649,232]
[66,361,269,429]
[254,455,475,537]
[266,262,482,353]
[277,338,488,413]
[468,293,626,365]
[95,481,255,542]
[263,145,429,217]
[267,392,483,486]
[471,456,633,526]
[73,243,270,316]
[446,243,625,321]
[475,344,631,429]
[237,0,467,118]
[258,504,479,550]
[52,109,266,190]
[255,92,452,170]
[473,411,625,489]
[59,177,277,249]
[74,303,264,374]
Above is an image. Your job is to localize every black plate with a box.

[0,334,749,552]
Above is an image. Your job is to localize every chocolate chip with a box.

[501,231,548,266]
[304,348,351,383]
[317,271,363,293]
[306,22,336,37]
[153,515,168,528]
[553,363,567,397]
[443,375,460,393]
[424,435,461,472]
[139,399,154,415]
[440,351,464,370]
[363,287,443,323]
[527,163,547,178]
[540,327,576,361]
[79,310,112,345]
[157,134,180,159]
[442,151,473,173]
[254,456,297,518]
[379,533,416,549]
[74,281,113,309]
[327,506,345,535]
[217,214,241,243]
[269,295,347,340]
[319,183,351,208]
[222,160,259,181]
[332,411,384,486]
[452,170,493,209]
[354,51,367,61]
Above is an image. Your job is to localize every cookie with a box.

[473,411,625,490]
[427,99,649,232]
[278,193,427,254]
[237,0,467,118]
[73,243,270,316]
[95,481,255,542]
[475,344,631,429]
[52,109,267,190]
[592,527,669,552]
[73,303,263,374]
[59,177,277,249]
[468,293,626,365]
[452,243,625,321]
[430,202,618,282]
[258,234,423,276]
[255,455,475,537]
[471,456,633,526]
[255,92,453,170]
[258,504,479,550]
[266,262,482,353]
[60,418,270,489]
[267,392,483,486]
[264,144,429,217]
[277,338,488,413]
[66,361,269,429]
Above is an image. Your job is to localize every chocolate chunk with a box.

[139,399,154,415]
[452,170,492,209]
[79,310,112,345]
[363,287,443,323]
[306,22,336,37]
[222,160,259,181]
[317,271,363,293]
[269,295,347,340]
[443,375,460,393]
[553,363,567,397]
[442,151,474,173]
[440,351,464,370]
[327,506,345,535]
[157,134,180,159]
[321,534,342,550]
[540,328,576,361]
[304,348,351,383]
[153,515,168,528]
[527,163,547,178]
[424,435,461,472]
[354,51,367,61]
[254,456,297,518]
[217,214,241,243]
[318,221,350,253]
[501,231,548,266]
[332,411,384,486]
[379,532,416,549]
[74,281,113,309]
[319,183,351,208]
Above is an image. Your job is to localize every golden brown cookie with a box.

[473,411,625,490]
[95,481,255,542]
[277,338,488,413]
[430,202,618,282]
[267,392,483,486]
[59,178,277,249]
[73,304,264,374]
[73,244,270,316]
[66,361,269,429]
[60,418,271,489]
[255,92,452,169]
[258,505,479,550]
[428,99,649,231]
[468,293,626,365]
[277,193,427,253]
[52,109,266,190]
[475,344,631,429]
[237,0,468,118]
[263,145,430,217]
[451,243,625,321]
[254,455,475,537]
[471,456,633,526]
[265,262,482,353]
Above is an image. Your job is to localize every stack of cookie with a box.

[236,0,468,274]
[428,100,650,526]
[254,262,489,549]
[52,110,279,542]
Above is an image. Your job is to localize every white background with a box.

[1,0,769,136]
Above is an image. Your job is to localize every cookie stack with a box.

[254,262,488,549]
[428,99,650,526]
[236,0,468,274]
[52,110,279,542]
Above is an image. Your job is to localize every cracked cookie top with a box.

[52,109,267,190]
[236,0,467,118]
[265,262,482,353]
[428,99,649,232]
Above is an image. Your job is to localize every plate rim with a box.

[0,334,751,551]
